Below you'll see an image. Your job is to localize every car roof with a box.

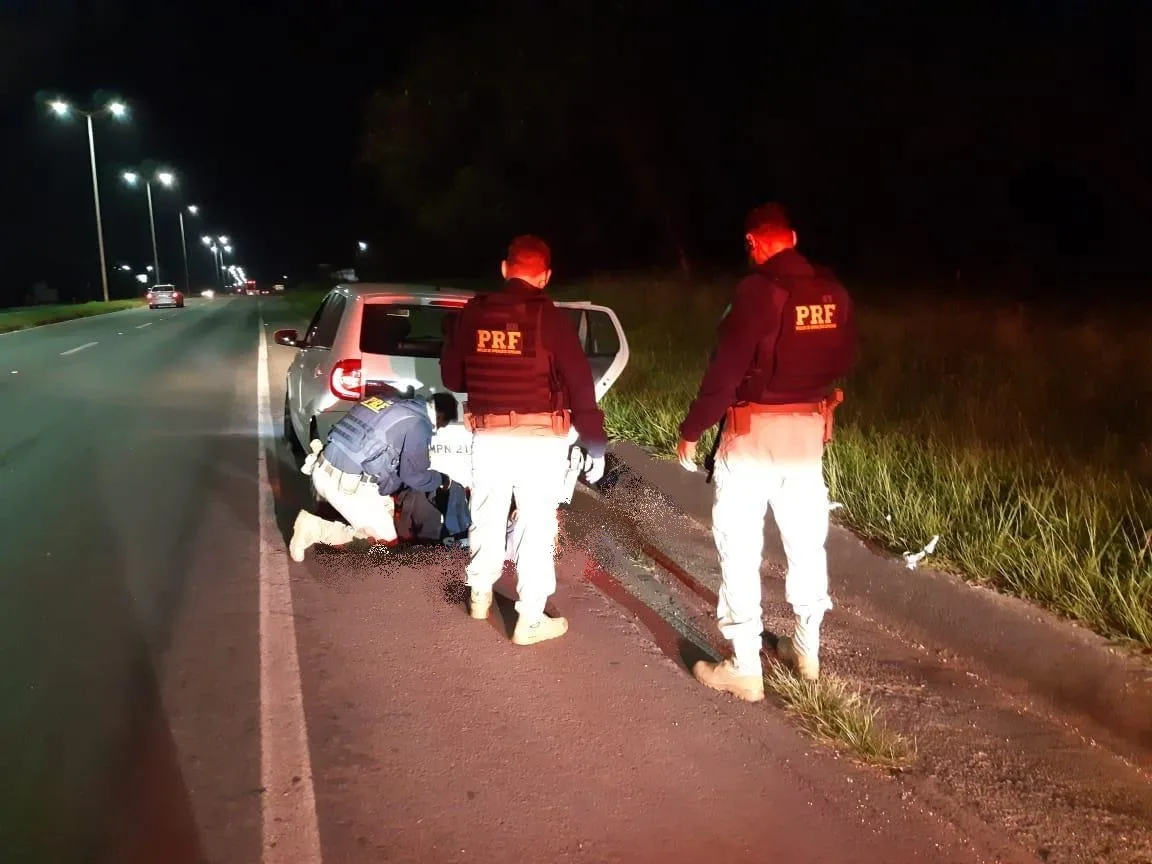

[332,282,591,306]
[151,284,176,289]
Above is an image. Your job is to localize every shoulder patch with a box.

[360,396,392,413]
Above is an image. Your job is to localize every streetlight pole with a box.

[85,114,111,303]
[46,96,128,302]
[123,168,176,286]
[145,180,160,282]
[178,205,197,293]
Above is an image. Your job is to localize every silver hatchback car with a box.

[275,283,630,491]
[148,284,184,309]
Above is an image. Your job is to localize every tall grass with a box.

[0,300,143,334]
[560,275,1152,649]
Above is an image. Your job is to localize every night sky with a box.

[1,1,1149,305]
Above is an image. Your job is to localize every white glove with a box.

[582,453,605,484]
[301,439,323,476]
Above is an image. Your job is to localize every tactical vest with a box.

[460,292,558,415]
[324,395,412,479]
[745,270,852,400]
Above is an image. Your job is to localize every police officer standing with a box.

[677,203,857,698]
[289,392,461,561]
[441,235,605,645]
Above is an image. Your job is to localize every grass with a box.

[559,274,1152,651]
[0,300,143,334]
[763,665,915,769]
[277,274,1152,650]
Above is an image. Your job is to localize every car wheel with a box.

[283,394,303,455]
[149,304,156,309]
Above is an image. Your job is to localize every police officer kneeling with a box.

[440,235,605,646]
[289,392,461,562]
[678,203,857,698]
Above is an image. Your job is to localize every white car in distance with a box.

[147,284,184,309]
[275,283,629,493]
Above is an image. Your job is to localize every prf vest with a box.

[460,292,558,415]
[743,269,853,401]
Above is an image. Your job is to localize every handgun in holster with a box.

[704,415,726,485]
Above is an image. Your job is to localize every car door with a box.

[553,302,630,502]
[292,291,347,440]
[555,302,631,402]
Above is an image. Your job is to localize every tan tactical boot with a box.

[776,620,821,682]
[289,511,322,563]
[775,636,819,681]
[512,614,569,645]
[692,659,766,702]
[469,589,493,620]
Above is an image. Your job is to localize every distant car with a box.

[274,283,286,292]
[274,282,629,492]
[201,289,215,299]
[147,284,184,309]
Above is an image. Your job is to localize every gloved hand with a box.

[582,452,605,484]
[677,438,698,473]
[301,439,324,476]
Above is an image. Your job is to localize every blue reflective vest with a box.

[323,396,434,494]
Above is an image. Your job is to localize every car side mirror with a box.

[274,328,300,347]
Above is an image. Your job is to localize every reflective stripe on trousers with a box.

[465,429,569,621]
[712,411,832,674]
[311,460,397,543]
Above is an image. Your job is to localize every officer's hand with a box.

[582,453,605,485]
[301,439,324,476]
[677,439,698,472]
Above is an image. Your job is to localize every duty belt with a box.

[315,453,376,493]
[463,407,571,436]
[726,388,845,444]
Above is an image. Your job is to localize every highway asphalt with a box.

[0,296,1030,863]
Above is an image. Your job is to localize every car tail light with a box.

[330,359,363,400]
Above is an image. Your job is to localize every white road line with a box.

[256,322,323,864]
[60,341,98,356]
[135,322,153,329]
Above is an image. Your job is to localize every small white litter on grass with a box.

[903,535,940,570]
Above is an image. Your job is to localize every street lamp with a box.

[203,238,223,288]
[178,204,199,293]
[45,95,129,302]
[358,241,368,253]
[122,168,176,282]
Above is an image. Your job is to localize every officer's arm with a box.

[679,279,778,443]
[440,310,466,393]
[396,422,445,494]
[549,307,607,457]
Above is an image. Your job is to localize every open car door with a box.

[554,301,630,504]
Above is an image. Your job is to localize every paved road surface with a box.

[0,297,1027,863]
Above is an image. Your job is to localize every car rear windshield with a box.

[360,303,461,358]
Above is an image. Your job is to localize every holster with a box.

[725,388,845,444]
